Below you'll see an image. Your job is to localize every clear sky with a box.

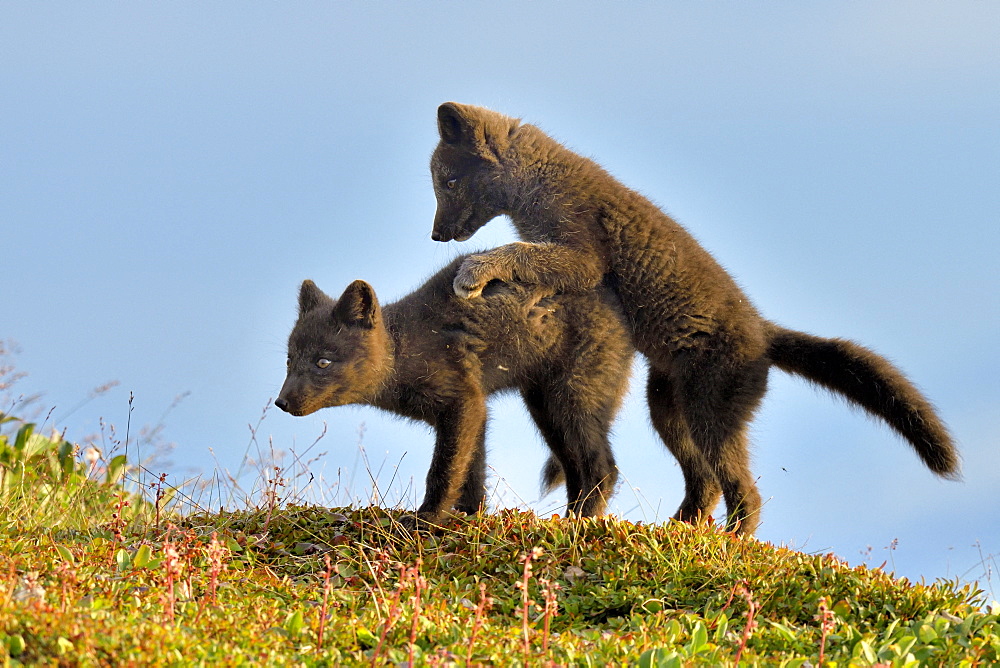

[2,3,998,593]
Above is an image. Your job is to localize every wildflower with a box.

[12,572,46,605]
[83,446,102,471]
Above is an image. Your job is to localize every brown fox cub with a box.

[429,102,959,536]
[274,255,632,524]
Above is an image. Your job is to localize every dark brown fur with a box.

[429,102,960,535]
[275,256,632,525]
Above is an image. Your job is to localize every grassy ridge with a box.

[2,415,999,666]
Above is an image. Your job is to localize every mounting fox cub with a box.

[274,256,632,525]
[429,101,959,535]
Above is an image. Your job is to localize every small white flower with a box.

[13,573,46,605]
[83,446,102,466]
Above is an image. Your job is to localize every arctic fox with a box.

[275,256,632,525]
[429,102,959,535]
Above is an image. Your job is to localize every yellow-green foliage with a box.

[0,414,162,530]
[1,413,997,665]
[2,504,999,665]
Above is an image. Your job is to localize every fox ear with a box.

[437,102,474,146]
[298,280,328,314]
[334,280,381,329]
[438,102,518,162]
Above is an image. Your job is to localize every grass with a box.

[1,355,998,665]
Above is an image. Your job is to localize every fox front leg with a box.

[453,241,605,298]
[402,394,488,530]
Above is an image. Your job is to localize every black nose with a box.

[274,397,289,412]
[431,231,443,242]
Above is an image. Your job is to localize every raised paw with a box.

[453,256,493,299]
[453,269,484,299]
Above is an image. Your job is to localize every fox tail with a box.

[540,455,566,496]
[766,326,959,478]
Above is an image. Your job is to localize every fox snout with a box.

[432,230,473,243]
[431,222,474,243]
[275,376,315,416]
[431,213,462,242]
[432,202,480,243]
[275,393,305,415]
[274,392,315,417]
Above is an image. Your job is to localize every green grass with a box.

[2,408,999,666]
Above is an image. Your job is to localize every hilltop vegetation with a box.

[1,409,998,666]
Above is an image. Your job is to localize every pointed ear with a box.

[334,280,381,329]
[437,102,519,161]
[298,280,328,314]
[437,102,474,146]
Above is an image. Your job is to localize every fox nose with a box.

[274,397,290,412]
[431,231,444,242]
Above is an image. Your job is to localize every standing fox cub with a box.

[275,256,632,525]
[430,101,959,536]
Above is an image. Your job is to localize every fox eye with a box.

[446,178,457,189]
[316,358,332,369]
[285,357,291,368]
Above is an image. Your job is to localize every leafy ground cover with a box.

[2,408,999,666]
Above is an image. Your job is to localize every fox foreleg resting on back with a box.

[453,241,607,299]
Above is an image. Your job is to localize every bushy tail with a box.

[540,456,565,495]
[767,326,959,478]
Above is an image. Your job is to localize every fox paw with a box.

[453,257,492,299]
[396,511,443,534]
[453,272,484,299]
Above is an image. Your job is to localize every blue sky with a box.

[2,3,998,593]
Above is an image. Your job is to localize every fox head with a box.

[430,102,521,243]
[275,279,393,416]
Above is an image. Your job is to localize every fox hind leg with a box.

[522,383,619,518]
[671,356,769,536]
[647,369,723,524]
